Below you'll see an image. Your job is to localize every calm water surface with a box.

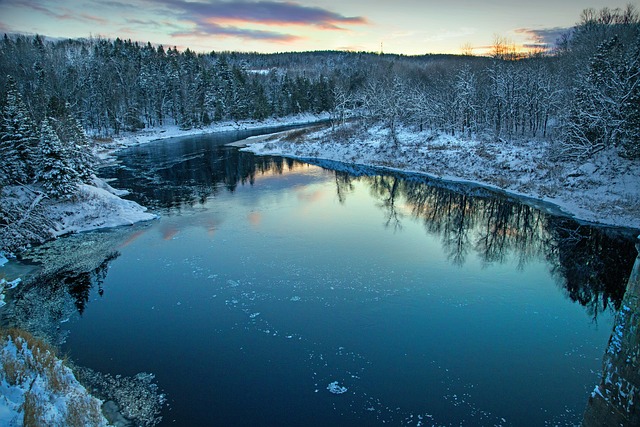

[3,129,638,426]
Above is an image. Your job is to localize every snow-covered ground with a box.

[47,178,156,237]
[241,122,640,230]
[0,332,109,426]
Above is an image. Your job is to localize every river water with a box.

[2,128,638,426]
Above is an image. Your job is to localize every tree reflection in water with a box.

[1,228,135,344]
[106,139,638,317]
[317,160,637,318]
[1,143,638,426]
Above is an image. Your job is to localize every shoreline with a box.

[239,123,640,231]
[98,113,330,157]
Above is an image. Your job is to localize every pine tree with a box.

[51,107,97,183]
[38,118,79,198]
[563,35,640,158]
[0,77,40,184]
[68,114,96,182]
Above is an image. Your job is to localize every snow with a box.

[0,254,7,267]
[0,334,109,426]
[0,278,21,308]
[97,113,330,158]
[47,181,157,237]
[241,122,640,229]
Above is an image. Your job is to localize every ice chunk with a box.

[327,381,348,394]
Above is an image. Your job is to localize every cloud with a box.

[125,18,181,30]
[514,27,571,48]
[6,0,367,44]
[80,13,108,25]
[97,0,141,10]
[154,0,367,28]
[12,0,109,25]
[148,0,367,42]
[173,23,301,42]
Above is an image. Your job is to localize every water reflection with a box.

[318,161,636,315]
[105,139,638,318]
[2,130,639,426]
[547,220,637,318]
[1,227,142,344]
[104,136,304,211]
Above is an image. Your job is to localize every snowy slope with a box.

[47,182,156,237]
[0,333,109,426]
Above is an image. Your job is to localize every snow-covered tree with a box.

[453,65,479,136]
[37,118,80,198]
[0,77,40,184]
[49,107,97,184]
[562,34,640,158]
[67,113,97,182]
[361,75,408,144]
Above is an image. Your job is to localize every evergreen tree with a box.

[563,34,640,158]
[49,106,97,183]
[0,77,40,184]
[67,113,97,182]
[38,118,79,198]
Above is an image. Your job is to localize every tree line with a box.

[1,5,638,164]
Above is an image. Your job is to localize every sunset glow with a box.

[0,1,631,54]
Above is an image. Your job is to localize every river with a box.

[2,127,638,426]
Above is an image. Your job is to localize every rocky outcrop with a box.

[583,238,640,426]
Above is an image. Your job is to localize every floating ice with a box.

[6,278,21,289]
[327,381,348,394]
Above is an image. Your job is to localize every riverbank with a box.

[241,122,640,230]
[0,177,156,256]
[0,328,109,426]
[97,113,330,158]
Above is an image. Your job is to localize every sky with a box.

[0,0,633,55]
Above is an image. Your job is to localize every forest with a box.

[0,5,638,252]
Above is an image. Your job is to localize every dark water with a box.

[3,128,639,426]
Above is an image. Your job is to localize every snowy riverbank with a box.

[0,330,109,426]
[0,177,156,256]
[47,177,156,237]
[241,122,640,230]
[97,113,330,157]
